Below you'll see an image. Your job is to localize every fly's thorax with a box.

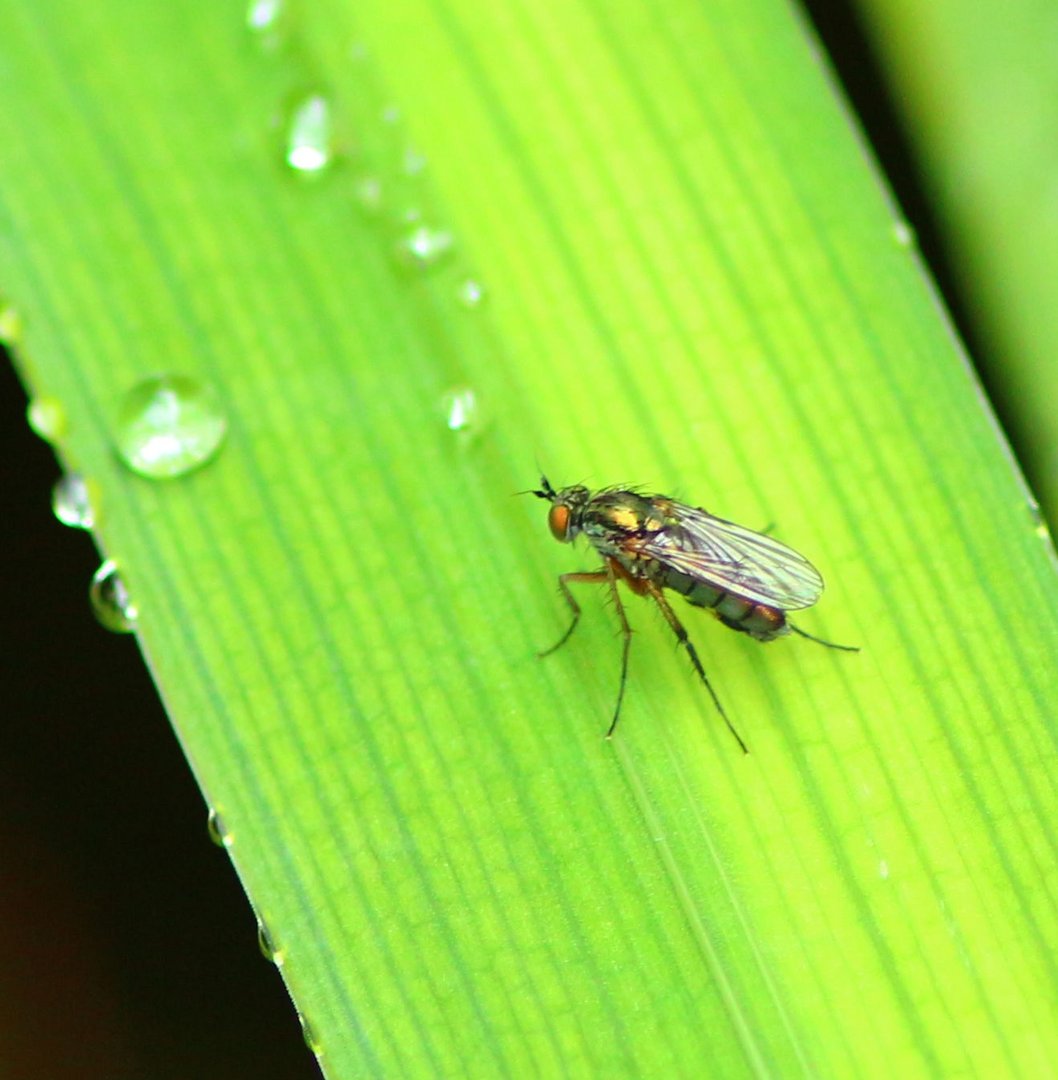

[584,490,666,537]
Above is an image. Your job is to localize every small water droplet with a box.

[441,387,477,431]
[52,473,96,529]
[439,386,488,444]
[300,1014,322,1056]
[352,174,384,215]
[456,278,485,308]
[90,559,138,633]
[0,298,22,346]
[113,375,227,479]
[258,919,284,965]
[393,224,453,271]
[246,0,287,43]
[879,859,890,880]
[207,808,233,848]
[26,396,68,444]
[892,220,915,247]
[402,146,427,176]
[1026,497,1053,542]
[286,93,334,175]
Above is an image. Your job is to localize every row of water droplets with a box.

[23,368,230,634]
[206,805,319,1053]
[5,0,492,642]
[251,0,487,441]
[8,7,493,1057]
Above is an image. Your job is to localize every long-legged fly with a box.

[531,476,857,751]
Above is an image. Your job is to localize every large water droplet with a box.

[393,224,453,271]
[26,396,68,444]
[114,375,227,479]
[52,473,96,529]
[90,559,138,633]
[285,93,334,175]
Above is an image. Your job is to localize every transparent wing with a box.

[640,502,823,610]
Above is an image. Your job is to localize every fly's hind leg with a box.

[788,624,860,652]
[643,580,749,754]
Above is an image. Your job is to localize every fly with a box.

[531,476,858,752]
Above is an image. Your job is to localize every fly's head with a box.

[532,476,591,544]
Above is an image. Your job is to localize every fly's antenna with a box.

[514,476,556,501]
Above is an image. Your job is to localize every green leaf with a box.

[3,0,1057,1075]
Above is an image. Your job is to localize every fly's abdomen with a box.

[666,569,788,642]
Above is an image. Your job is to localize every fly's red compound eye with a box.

[548,504,571,542]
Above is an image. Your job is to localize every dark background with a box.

[0,7,980,1079]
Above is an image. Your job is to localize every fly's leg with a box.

[539,567,635,740]
[540,571,609,657]
[644,580,749,754]
[603,561,634,740]
[788,624,860,652]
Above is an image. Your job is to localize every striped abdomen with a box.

[661,567,789,642]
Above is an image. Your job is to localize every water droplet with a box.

[300,1013,322,1056]
[246,0,288,47]
[90,559,138,633]
[258,919,284,965]
[52,473,96,529]
[892,220,915,247]
[393,224,453,271]
[352,174,384,215]
[113,375,227,479]
[207,808,232,848]
[441,387,477,431]
[0,298,22,346]
[878,859,890,880]
[26,396,68,444]
[439,387,488,444]
[285,93,334,175]
[402,146,427,176]
[1026,497,1053,542]
[456,278,485,308]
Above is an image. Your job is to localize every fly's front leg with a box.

[643,580,748,754]
[539,566,634,740]
[540,570,609,657]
